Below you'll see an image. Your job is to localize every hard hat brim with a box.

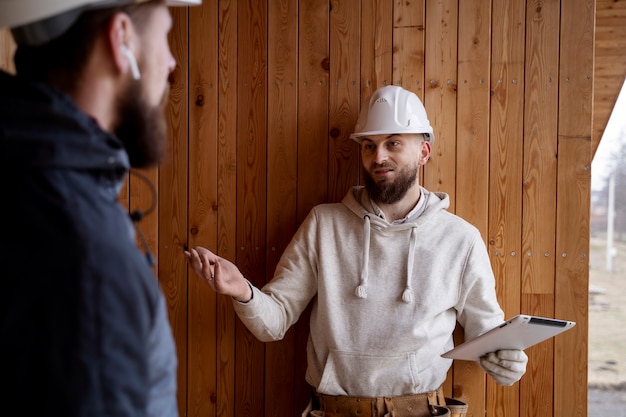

[350,130,434,144]
[1,0,201,35]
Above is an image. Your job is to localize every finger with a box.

[479,353,499,371]
[185,248,200,266]
[213,260,222,277]
[480,358,513,379]
[482,353,525,374]
[497,349,528,363]
[481,352,499,365]
[187,249,208,277]
[195,246,217,260]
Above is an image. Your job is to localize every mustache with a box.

[370,162,396,170]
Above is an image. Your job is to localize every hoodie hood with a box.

[341,185,450,303]
[0,70,129,177]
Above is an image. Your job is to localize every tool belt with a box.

[307,386,468,417]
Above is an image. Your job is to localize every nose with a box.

[373,147,388,164]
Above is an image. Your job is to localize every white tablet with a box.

[441,314,576,361]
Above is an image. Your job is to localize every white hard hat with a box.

[350,85,435,145]
[0,0,201,46]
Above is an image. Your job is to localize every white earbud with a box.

[120,44,141,80]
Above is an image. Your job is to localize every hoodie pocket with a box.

[317,349,418,396]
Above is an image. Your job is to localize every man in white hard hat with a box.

[0,1,199,416]
[185,85,528,416]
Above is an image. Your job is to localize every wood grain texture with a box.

[294,1,331,411]
[216,1,238,416]
[0,1,608,415]
[423,0,458,210]
[266,0,298,415]
[521,0,559,297]
[555,137,591,417]
[0,30,15,73]
[593,0,626,156]
[453,0,491,409]
[296,0,330,223]
[235,0,267,415]
[188,1,220,416]
[519,2,560,414]
[162,7,191,416]
[361,0,392,101]
[556,0,594,415]
[487,1,526,416]
[328,0,360,203]
[392,0,425,97]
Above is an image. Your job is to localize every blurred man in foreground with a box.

[0,1,199,415]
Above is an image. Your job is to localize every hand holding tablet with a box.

[442,315,576,361]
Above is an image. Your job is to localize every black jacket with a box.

[0,70,178,416]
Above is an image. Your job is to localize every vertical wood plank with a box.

[393,0,425,97]
[162,7,190,417]
[295,0,330,410]
[361,0,392,98]
[423,0,458,211]
[236,0,267,415]
[555,139,590,417]
[188,1,220,416]
[487,1,526,416]
[556,0,594,415]
[456,0,491,237]
[453,0,491,407]
[593,0,626,156]
[216,0,239,415]
[297,0,330,221]
[0,29,15,73]
[520,1,560,416]
[329,0,360,202]
[266,0,298,415]
[521,0,559,296]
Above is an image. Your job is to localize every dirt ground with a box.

[588,237,626,414]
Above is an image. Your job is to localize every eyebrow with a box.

[361,134,400,143]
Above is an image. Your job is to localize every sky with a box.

[592,79,626,192]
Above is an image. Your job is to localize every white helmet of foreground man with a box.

[350,85,435,145]
[0,0,201,46]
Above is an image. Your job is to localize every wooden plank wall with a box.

[0,0,594,416]
[593,0,626,157]
[0,30,15,73]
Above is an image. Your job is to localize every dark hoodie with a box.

[0,70,178,416]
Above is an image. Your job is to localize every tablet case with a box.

[441,314,576,361]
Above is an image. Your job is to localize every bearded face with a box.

[113,72,170,168]
[363,160,419,205]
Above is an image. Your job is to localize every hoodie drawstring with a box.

[402,227,417,303]
[355,215,371,299]
[355,216,417,304]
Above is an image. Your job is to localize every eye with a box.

[387,141,401,149]
[362,143,375,152]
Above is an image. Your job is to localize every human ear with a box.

[108,13,140,79]
[419,140,431,165]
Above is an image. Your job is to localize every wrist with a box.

[233,282,253,303]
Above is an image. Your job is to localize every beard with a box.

[114,79,169,168]
[363,162,418,204]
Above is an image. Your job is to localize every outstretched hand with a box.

[479,349,528,386]
[184,246,252,302]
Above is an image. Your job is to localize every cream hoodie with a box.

[233,186,504,396]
